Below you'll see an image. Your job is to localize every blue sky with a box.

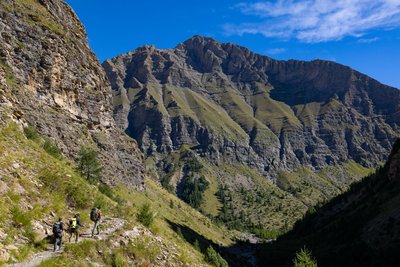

[65,0,400,88]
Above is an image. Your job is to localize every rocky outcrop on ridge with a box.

[0,0,144,188]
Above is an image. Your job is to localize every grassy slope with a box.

[154,144,372,238]
[0,122,233,266]
[0,122,116,264]
[276,162,372,206]
[259,142,400,267]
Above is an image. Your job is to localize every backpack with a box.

[70,218,77,229]
[90,208,98,222]
[53,222,62,236]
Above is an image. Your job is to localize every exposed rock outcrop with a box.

[0,0,144,188]
[104,36,400,180]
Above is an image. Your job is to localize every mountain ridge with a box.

[102,35,398,233]
[103,35,400,176]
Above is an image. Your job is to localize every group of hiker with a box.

[52,206,102,251]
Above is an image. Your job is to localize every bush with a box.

[111,251,127,267]
[23,126,39,141]
[293,247,317,267]
[78,145,102,184]
[137,203,154,228]
[99,183,114,199]
[205,246,228,267]
[42,138,63,159]
[11,207,31,228]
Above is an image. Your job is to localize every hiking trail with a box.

[9,218,125,267]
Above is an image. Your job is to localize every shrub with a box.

[129,237,160,263]
[111,251,127,267]
[42,138,63,159]
[99,183,114,199]
[11,207,31,228]
[193,239,201,251]
[23,126,39,141]
[292,247,317,267]
[137,203,154,228]
[205,246,228,267]
[77,145,102,184]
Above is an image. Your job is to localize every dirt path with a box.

[9,218,125,267]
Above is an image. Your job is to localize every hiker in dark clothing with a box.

[69,213,83,243]
[53,218,64,251]
[91,206,102,237]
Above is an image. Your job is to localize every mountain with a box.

[0,1,237,266]
[0,0,144,188]
[103,36,399,231]
[104,36,400,174]
[260,139,400,266]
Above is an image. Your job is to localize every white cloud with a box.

[266,48,287,54]
[358,37,380,43]
[224,0,400,42]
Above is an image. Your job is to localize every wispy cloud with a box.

[357,37,380,43]
[266,48,287,54]
[224,0,400,43]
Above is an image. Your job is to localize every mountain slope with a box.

[0,121,234,266]
[0,0,144,188]
[259,139,400,267]
[104,36,400,176]
[0,2,256,266]
[103,36,396,232]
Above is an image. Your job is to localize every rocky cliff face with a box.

[0,0,144,188]
[103,36,400,180]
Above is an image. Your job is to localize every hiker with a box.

[90,206,102,237]
[52,218,64,252]
[69,213,83,243]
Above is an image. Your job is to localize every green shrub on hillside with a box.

[11,207,31,228]
[78,145,102,184]
[292,247,317,267]
[42,138,63,159]
[23,126,39,141]
[137,203,154,228]
[205,246,228,267]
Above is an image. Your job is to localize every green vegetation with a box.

[0,122,117,263]
[23,126,39,141]
[205,246,228,267]
[292,247,317,267]
[181,175,209,209]
[0,56,17,88]
[78,145,102,184]
[259,141,400,266]
[0,121,231,265]
[137,203,154,228]
[277,162,372,206]
[15,0,66,37]
[42,138,63,160]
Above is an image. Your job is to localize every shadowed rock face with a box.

[104,35,400,179]
[0,0,144,188]
[260,139,400,267]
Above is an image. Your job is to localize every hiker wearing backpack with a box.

[69,213,83,243]
[52,218,64,252]
[90,206,102,238]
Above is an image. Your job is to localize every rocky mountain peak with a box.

[104,35,400,181]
